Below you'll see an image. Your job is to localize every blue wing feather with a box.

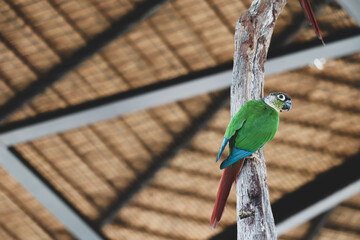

[220,148,254,169]
[216,138,229,162]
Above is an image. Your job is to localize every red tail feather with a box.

[210,159,245,229]
[298,0,325,45]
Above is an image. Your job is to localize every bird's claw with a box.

[248,153,262,162]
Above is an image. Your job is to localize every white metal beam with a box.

[0,35,359,146]
[276,179,360,235]
[0,145,104,240]
[265,35,360,75]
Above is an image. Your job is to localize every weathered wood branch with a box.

[231,0,286,239]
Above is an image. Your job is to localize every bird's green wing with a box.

[220,100,279,168]
[216,101,255,162]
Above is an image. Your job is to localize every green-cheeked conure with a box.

[210,92,292,229]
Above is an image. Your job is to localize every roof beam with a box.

[303,209,334,240]
[265,34,360,75]
[336,0,360,25]
[210,151,360,239]
[0,0,172,123]
[0,145,107,240]
[274,158,360,235]
[0,34,359,145]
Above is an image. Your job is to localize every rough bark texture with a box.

[232,0,286,239]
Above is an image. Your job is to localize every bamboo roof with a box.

[0,0,359,239]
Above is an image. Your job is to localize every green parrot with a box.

[210,92,292,229]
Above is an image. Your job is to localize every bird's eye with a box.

[277,94,285,101]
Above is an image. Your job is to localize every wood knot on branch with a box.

[239,210,255,219]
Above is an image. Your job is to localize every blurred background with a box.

[0,0,359,239]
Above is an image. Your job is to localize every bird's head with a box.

[263,92,292,112]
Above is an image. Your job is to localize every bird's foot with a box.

[248,153,262,162]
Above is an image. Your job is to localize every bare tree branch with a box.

[231,0,287,239]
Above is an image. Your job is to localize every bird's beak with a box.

[281,101,292,112]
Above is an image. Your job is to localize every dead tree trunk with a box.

[231,0,286,239]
